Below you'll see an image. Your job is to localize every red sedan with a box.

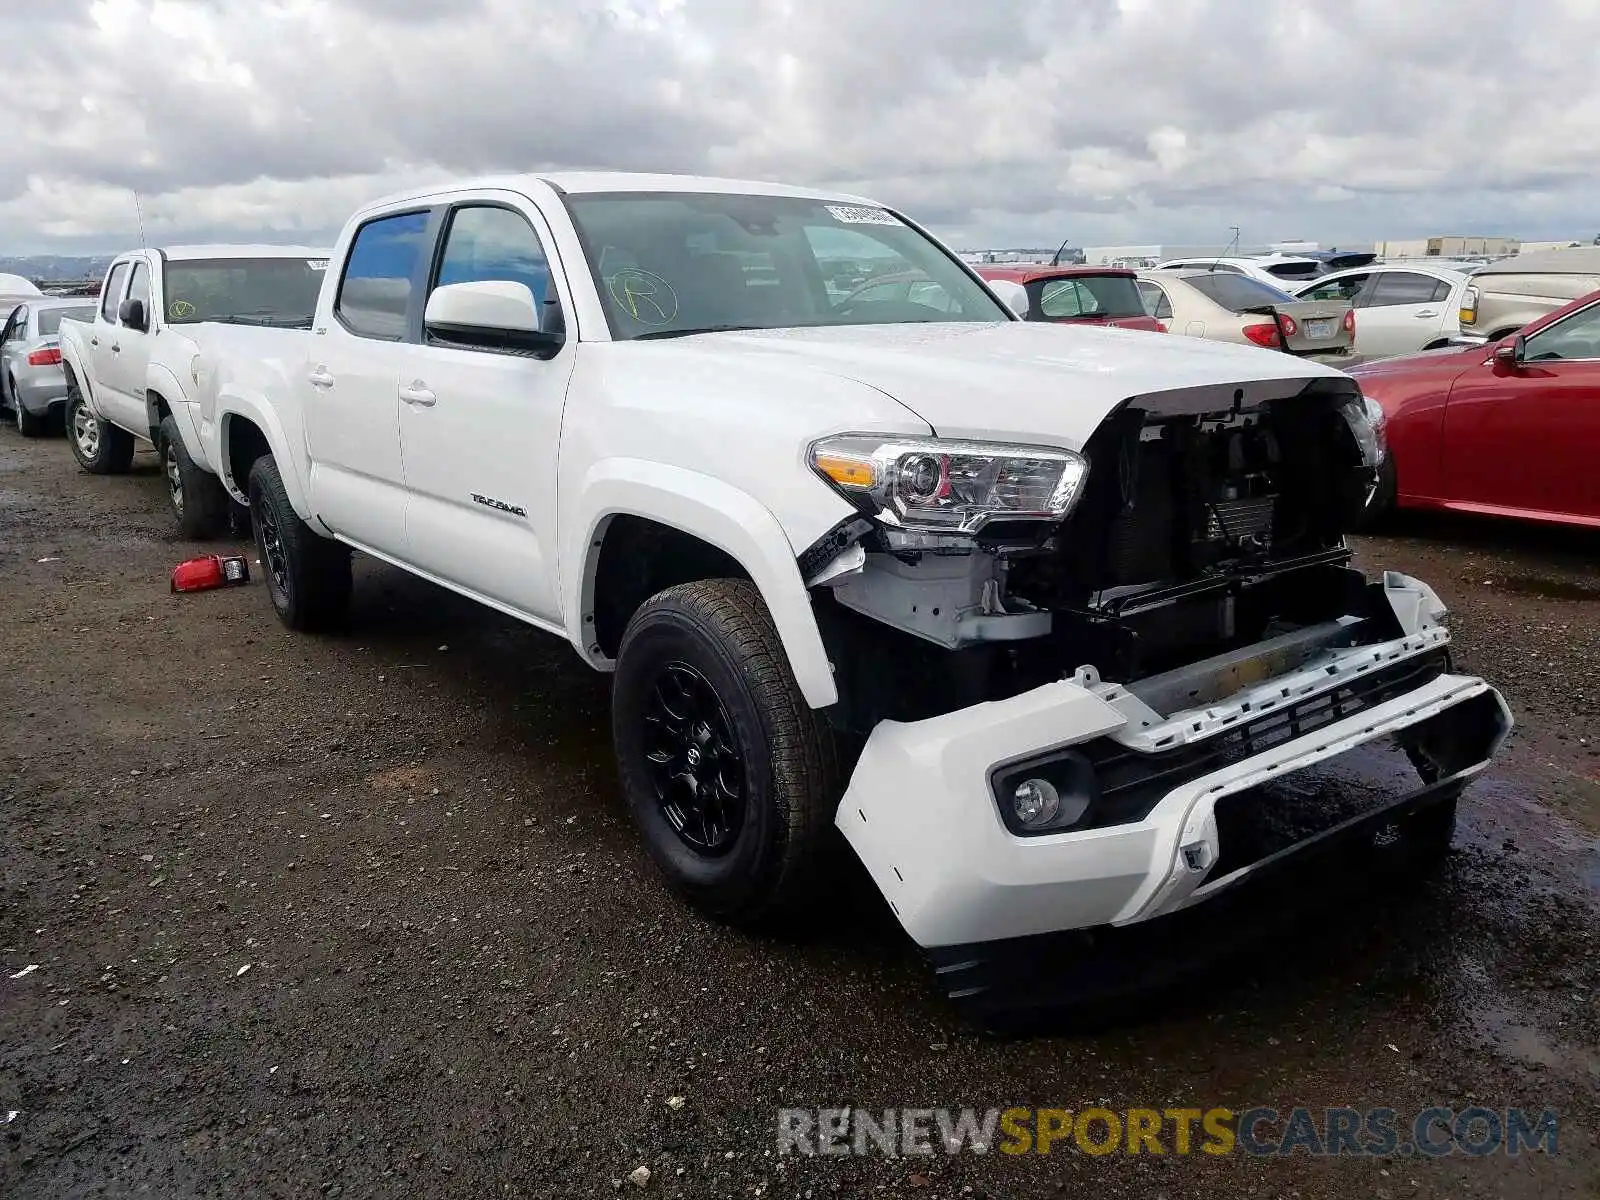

[1352,287,1600,528]
[974,265,1165,333]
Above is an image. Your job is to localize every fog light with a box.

[1012,778,1061,827]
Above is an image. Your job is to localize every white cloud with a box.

[2,0,1597,253]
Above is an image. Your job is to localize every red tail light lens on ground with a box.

[27,348,61,367]
[1243,323,1282,348]
[1343,309,1356,335]
[170,555,251,593]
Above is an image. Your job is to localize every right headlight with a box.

[808,434,1089,536]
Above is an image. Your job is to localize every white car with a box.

[196,173,1509,1014]
[1154,255,1328,289]
[57,245,330,537]
[1294,264,1475,359]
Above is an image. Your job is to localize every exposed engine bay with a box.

[809,379,1392,733]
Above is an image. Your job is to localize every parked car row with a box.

[30,170,1512,1015]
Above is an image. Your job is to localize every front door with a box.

[1442,299,1600,523]
[303,209,431,555]
[1355,271,1452,358]
[394,200,573,622]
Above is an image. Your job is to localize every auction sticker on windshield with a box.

[826,204,900,226]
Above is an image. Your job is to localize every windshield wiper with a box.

[631,324,764,340]
[224,313,312,328]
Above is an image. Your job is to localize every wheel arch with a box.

[216,395,309,517]
[567,462,839,709]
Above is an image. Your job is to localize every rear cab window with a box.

[336,211,432,339]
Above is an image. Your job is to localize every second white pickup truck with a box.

[195,173,1510,1011]
[58,244,329,537]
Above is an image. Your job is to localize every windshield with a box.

[563,192,1008,339]
[1027,273,1146,319]
[1184,272,1300,311]
[162,257,328,327]
[39,305,97,336]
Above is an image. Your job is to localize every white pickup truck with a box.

[58,245,329,537]
[198,173,1510,1010]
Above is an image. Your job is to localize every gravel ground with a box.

[2,432,1597,1199]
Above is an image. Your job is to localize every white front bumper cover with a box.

[836,574,1511,951]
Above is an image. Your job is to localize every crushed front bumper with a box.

[836,578,1511,954]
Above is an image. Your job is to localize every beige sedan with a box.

[1135,269,1356,363]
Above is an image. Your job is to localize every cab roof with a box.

[358,171,879,214]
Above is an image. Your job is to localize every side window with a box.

[432,205,552,316]
[1301,273,1365,303]
[1430,278,1454,303]
[1369,272,1445,307]
[100,263,129,322]
[1137,281,1172,320]
[1038,280,1092,318]
[1522,302,1600,362]
[124,262,151,325]
[336,210,431,340]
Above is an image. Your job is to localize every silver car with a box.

[1,298,100,436]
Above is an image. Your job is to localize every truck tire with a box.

[247,455,352,632]
[159,414,230,539]
[612,579,846,927]
[65,377,134,474]
[9,377,47,438]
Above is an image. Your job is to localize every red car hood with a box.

[1349,342,1485,381]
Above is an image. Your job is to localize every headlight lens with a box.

[1339,395,1388,468]
[808,434,1089,535]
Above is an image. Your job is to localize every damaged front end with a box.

[801,375,1510,980]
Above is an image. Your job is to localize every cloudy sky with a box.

[3,0,1597,255]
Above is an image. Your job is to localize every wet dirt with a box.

[1,435,1598,1199]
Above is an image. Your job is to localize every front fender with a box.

[216,391,312,520]
[566,459,839,709]
[146,365,212,469]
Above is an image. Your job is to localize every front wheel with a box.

[247,455,352,631]
[65,377,134,474]
[612,579,847,927]
[159,415,230,538]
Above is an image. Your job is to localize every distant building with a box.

[1375,236,1520,260]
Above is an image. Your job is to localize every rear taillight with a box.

[1242,322,1282,348]
[1459,286,1478,326]
[27,347,61,367]
[1343,309,1356,335]
[1277,313,1300,338]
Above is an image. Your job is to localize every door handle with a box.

[111,344,121,353]
[399,381,437,407]
[307,367,335,389]
[90,337,99,347]
[1414,310,1438,318]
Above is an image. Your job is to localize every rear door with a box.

[0,306,26,397]
[92,261,131,415]
[104,258,156,435]
[304,208,430,554]
[393,197,575,622]
[1353,271,1453,358]
[1441,298,1600,522]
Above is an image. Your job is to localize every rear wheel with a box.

[247,455,352,631]
[10,378,47,437]
[159,414,230,538]
[65,376,134,474]
[612,579,846,927]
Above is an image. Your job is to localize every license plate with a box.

[1307,319,1333,339]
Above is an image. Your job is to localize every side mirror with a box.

[424,281,561,353]
[118,298,147,331]
[987,279,1030,318]
[1493,333,1526,367]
